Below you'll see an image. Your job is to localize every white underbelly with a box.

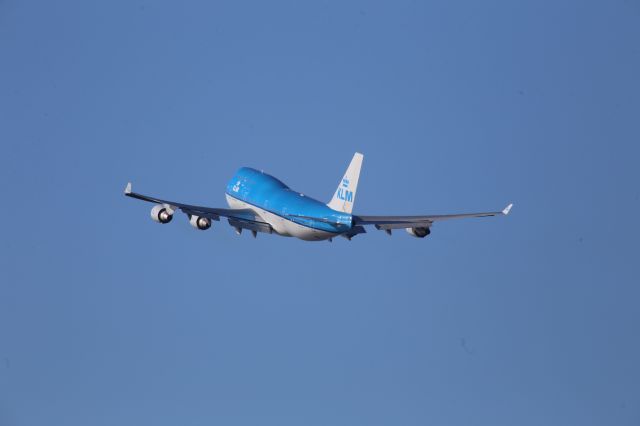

[225,194,335,241]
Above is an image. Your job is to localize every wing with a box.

[124,182,272,232]
[353,204,513,230]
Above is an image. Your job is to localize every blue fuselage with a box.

[224,167,352,236]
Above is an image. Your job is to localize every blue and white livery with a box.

[124,153,512,241]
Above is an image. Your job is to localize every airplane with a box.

[124,152,512,242]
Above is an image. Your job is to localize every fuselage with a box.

[225,167,352,241]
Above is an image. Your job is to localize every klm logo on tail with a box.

[337,178,353,202]
[336,188,353,202]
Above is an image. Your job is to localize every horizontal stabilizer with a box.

[285,214,344,226]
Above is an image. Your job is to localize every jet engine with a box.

[406,227,431,238]
[150,205,173,224]
[189,215,211,230]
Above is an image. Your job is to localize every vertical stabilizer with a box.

[327,152,363,214]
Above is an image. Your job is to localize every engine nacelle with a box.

[406,226,431,238]
[150,205,173,224]
[190,215,211,230]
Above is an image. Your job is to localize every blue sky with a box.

[1,1,639,425]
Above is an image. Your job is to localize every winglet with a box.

[502,203,513,215]
[124,182,132,195]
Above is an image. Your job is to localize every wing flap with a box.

[373,221,433,231]
[228,218,273,234]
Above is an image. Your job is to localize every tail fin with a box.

[327,152,363,214]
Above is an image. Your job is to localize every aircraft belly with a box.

[225,194,335,241]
